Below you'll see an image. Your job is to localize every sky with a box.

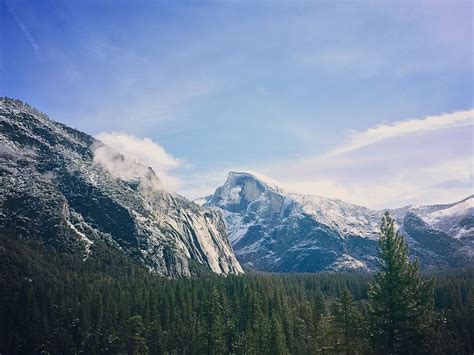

[1,0,473,208]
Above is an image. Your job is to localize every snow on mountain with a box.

[405,195,473,239]
[288,194,381,240]
[203,171,473,272]
[194,195,212,207]
[0,98,242,277]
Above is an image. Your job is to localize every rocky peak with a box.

[0,98,243,277]
[208,171,285,213]
[203,170,473,273]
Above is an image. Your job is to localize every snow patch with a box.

[229,171,286,193]
[331,254,367,271]
[224,186,242,205]
[66,220,93,259]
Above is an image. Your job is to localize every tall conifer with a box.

[369,212,434,354]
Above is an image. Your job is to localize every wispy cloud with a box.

[6,3,39,55]
[93,109,473,209]
[279,157,473,209]
[329,110,473,156]
[206,110,474,209]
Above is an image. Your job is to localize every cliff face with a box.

[0,98,242,277]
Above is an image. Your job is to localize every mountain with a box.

[201,171,473,272]
[0,98,242,277]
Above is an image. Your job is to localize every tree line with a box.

[0,212,472,354]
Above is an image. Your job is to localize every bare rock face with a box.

[202,171,473,272]
[0,98,242,277]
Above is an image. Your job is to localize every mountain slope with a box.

[202,171,473,272]
[0,98,242,277]
[393,195,474,240]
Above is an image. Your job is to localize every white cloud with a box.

[237,111,474,209]
[93,110,473,210]
[329,109,473,156]
[95,132,182,190]
[280,157,473,209]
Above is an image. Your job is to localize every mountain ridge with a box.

[201,171,473,272]
[0,97,243,277]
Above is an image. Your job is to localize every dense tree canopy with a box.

[0,217,473,354]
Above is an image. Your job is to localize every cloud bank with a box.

[95,132,182,190]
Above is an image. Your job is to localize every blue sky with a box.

[1,0,473,207]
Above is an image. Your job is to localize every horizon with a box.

[1,0,473,208]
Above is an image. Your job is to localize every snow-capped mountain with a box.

[0,98,242,277]
[201,171,473,272]
[391,196,474,240]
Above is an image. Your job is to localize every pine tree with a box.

[207,286,226,354]
[2,230,472,354]
[122,315,148,355]
[314,291,326,322]
[147,320,163,354]
[368,211,434,354]
[330,288,365,354]
[269,314,289,355]
[315,315,332,354]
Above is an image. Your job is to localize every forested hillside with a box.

[1,228,472,354]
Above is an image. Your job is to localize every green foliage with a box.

[330,288,366,354]
[122,315,148,355]
[0,229,472,354]
[369,212,435,354]
[269,314,289,355]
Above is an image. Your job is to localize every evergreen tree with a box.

[368,211,434,354]
[314,291,326,322]
[330,288,365,354]
[122,315,148,355]
[1,231,471,354]
[315,315,332,354]
[269,314,289,355]
[207,286,226,354]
